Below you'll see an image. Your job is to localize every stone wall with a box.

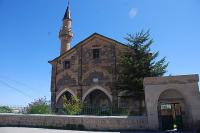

[0,114,147,131]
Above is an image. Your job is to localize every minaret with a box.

[59,0,73,54]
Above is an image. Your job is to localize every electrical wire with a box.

[0,79,33,99]
[0,75,49,95]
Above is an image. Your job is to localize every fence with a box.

[57,106,146,116]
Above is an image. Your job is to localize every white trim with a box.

[56,88,76,103]
[82,85,112,102]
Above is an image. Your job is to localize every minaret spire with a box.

[59,0,73,54]
[63,0,71,20]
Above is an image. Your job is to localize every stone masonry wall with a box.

[52,35,129,108]
[144,74,200,130]
[0,114,148,131]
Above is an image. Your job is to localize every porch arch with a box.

[56,88,76,103]
[82,85,112,102]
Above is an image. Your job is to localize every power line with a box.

[0,75,49,95]
[0,79,33,99]
[0,75,37,92]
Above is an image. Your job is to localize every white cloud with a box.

[129,8,138,18]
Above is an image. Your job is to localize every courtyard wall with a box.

[0,113,147,131]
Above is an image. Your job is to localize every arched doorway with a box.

[82,87,112,115]
[56,91,74,113]
[84,89,111,107]
[158,89,186,131]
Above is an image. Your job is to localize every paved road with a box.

[1,127,116,133]
[0,127,194,133]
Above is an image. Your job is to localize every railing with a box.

[56,106,146,116]
[81,106,129,116]
[0,105,146,116]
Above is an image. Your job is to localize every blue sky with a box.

[0,0,200,106]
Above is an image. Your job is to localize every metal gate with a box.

[159,103,183,131]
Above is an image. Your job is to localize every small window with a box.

[63,61,70,69]
[93,49,100,59]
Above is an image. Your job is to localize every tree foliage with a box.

[0,106,12,113]
[27,97,50,114]
[63,96,82,115]
[117,30,168,94]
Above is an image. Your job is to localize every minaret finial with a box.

[68,0,70,7]
[63,0,71,20]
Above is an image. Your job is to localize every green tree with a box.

[63,95,82,115]
[117,31,168,112]
[27,97,50,114]
[0,106,12,113]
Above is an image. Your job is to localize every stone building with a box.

[49,2,134,112]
